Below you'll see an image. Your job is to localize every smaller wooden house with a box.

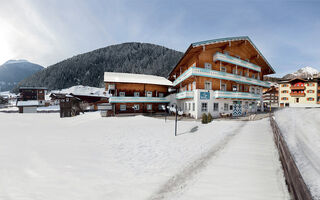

[50,93,83,118]
[16,87,48,113]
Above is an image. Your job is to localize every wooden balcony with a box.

[290,86,305,90]
[290,92,305,97]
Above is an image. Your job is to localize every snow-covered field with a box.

[0,112,288,199]
[275,108,320,199]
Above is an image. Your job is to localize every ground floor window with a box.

[213,103,219,111]
[188,103,191,111]
[224,103,228,111]
[201,103,207,112]
[147,104,152,110]
[158,104,165,110]
[133,104,140,110]
[192,103,195,111]
[120,104,126,111]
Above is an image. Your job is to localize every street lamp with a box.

[170,103,179,137]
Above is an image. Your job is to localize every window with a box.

[256,88,260,94]
[158,104,165,110]
[146,91,152,97]
[232,85,237,92]
[39,90,43,94]
[252,74,256,79]
[282,84,288,87]
[251,88,255,94]
[204,62,212,70]
[188,103,191,111]
[221,66,227,72]
[244,85,249,92]
[239,71,243,76]
[134,92,140,97]
[192,103,195,111]
[192,82,196,90]
[244,71,248,77]
[229,105,233,110]
[232,68,237,74]
[204,81,212,90]
[224,103,228,111]
[158,93,164,97]
[307,90,314,93]
[213,103,219,111]
[239,85,243,92]
[120,105,126,111]
[133,104,140,110]
[188,83,192,91]
[307,97,314,101]
[147,104,152,110]
[282,90,288,93]
[281,97,288,100]
[119,92,125,97]
[185,103,187,111]
[201,103,208,112]
[221,83,227,91]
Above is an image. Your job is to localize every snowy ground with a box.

[0,112,288,200]
[275,108,320,199]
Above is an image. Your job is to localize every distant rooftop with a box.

[19,87,47,90]
[104,72,172,86]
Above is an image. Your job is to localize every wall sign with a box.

[200,92,210,100]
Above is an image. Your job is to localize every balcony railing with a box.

[213,52,261,72]
[109,96,170,103]
[176,91,194,99]
[290,93,306,97]
[290,86,305,90]
[173,67,270,88]
[213,90,261,100]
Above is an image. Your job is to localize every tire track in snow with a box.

[148,122,248,200]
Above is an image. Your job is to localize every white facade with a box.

[170,89,262,119]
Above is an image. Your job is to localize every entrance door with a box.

[296,98,299,103]
[232,101,242,117]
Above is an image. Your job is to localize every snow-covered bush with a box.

[207,113,213,123]
[201,113,208,124]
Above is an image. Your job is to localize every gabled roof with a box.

[168,36,275,77]
[104,72,172,86]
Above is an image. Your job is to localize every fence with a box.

[269,114,313,200]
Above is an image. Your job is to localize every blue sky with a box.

[0,0,320,76]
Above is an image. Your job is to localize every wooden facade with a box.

[168,36,274,119]
[104,72,172,115]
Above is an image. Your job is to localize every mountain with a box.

[282,66,320,79]
[16,42,183,91]
[0,60,44,91]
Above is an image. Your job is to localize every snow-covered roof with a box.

[17,100,39,107]
[104,72,173,86]
[50,85,109,98]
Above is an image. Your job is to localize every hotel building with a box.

[278,78,320,107]
[168,36,274,119]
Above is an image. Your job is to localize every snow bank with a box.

[0,112,241,200]
[275,108,320,199]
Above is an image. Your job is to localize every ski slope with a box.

[0,112,288,199]
[275,108,320,199]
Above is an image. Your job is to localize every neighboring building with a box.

[50,93,83,117]
[17,87,47,113]
[104,72,172,114]
[263,85,279,109]
[278,78,320,107]
[167,36,274,119]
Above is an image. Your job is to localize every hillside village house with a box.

[104,72,172,114]
[167,36,274,119]
[17,87,47,113]
[278,77,320,107]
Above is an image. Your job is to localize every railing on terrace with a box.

[290,93,306,97]
[213,52,261,72]
[213,90,261,100]
[173,67,270,88]
[290,86,306,90]
[176,91,194,99]
[109,96,170,103]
